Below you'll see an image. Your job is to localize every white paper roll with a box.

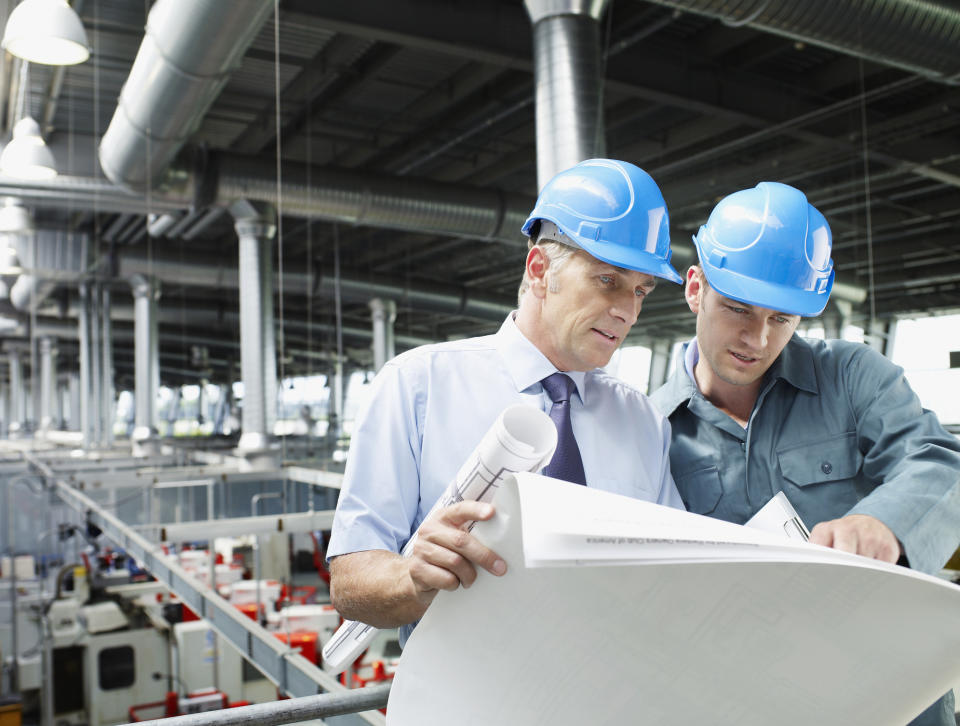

[322,403,557,675]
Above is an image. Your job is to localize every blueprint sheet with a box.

[387,473,960,726]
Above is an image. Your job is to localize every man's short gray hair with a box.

[517,232,577,306]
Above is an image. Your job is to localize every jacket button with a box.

[821,462,833,475]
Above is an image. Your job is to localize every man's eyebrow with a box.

[610,264,658,291]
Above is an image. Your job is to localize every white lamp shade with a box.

[1,117,57,179]
[2,0,90,66]
[0,203,33,233]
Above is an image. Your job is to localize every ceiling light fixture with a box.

[0,117,57,179]
[0,199,34,233]
[2,0,89,66]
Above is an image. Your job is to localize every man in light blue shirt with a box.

[327,159,685,645]
[650,182,960,726]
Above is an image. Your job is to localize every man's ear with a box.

[526,246,549,299]
[685,266,704,313]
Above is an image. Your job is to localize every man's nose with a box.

[612,290,641,326]
[741,317,769,348]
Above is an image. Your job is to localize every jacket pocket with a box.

[777,431,862,487]
[674,465,723,515]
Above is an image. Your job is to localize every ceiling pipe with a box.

[524,0,612,189]
[210,152,531,245]
[116,249,516,322]
[640,0,960,85]
[99,0,274,190]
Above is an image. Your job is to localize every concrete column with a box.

[524,0,611,189]
[647,340,672,394]
[8,349,23,437]
[78,283,93,447]
[100,285,115,446]
[231,200,278,466]
[866,318,897,358]
[67,372,80,431]
[38,337,57,432]
[329,360,344,441]
[0,384,7,436]
[130,275,160,456]
[368,298,397,372]
[89,282,102,444]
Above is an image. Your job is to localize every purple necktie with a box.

[541,373,587,486]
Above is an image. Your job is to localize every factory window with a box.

[98,646,135,690]
[891,314,960,427]
[605,345,653,393]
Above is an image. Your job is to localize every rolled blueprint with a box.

[321,403,558,675]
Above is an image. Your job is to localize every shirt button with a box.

[821,462,833,475]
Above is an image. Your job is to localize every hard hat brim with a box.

[579,239,683,284]
[699,257,835,317]
[522,215,683,284]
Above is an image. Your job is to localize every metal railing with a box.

[16,451,386,726]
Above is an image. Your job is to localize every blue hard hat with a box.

[693,182,835,317]
[521,159,682,284]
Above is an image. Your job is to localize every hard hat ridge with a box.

[693,181,835,317]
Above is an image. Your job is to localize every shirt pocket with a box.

[777,432,862,488]
[673,465,723,515]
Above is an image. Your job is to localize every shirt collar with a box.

[766,334,818,394]
[653,339,699,416]
[657,334,819,417]
[495,314,588,403]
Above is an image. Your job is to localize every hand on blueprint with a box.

[809,513,902,563]
[409,501,508,605]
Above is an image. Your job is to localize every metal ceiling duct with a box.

[524,0,612,189]
[117,249,516,322]
[212,153,531,245]
[99,0,274,190]
[640,0,960,85]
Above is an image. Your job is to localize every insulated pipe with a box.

[131,275,160,452]
[117,250,515,322]
[99,0,274,190]
[525,0,611,189]
[641,0,960,86]
[7,349,23,436]
[368,298,397,372]
[39,337,57,432]
[215,154,530,245]
[232,202,277,454]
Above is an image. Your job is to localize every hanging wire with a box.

[857,57,878,328]
[273,0,287,463]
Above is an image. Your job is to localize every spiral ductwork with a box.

[525,0,612,188]
[642,0,960,85]
[99,0,274,190]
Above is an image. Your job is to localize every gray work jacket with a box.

[650,335,960,577]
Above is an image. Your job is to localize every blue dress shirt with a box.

[328,314,683,645]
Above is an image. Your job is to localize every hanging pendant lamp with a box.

[0,117,57,179]
[2,0,90,66]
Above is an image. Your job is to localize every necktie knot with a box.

[541,372,576,404]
